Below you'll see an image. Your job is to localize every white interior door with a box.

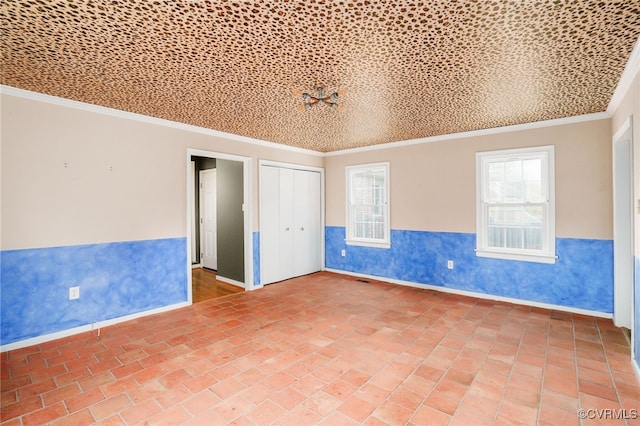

[294,169,322,276]
[200,169,217,270]
[613,123,634,329]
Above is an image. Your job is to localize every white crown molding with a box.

[324,112,611,156]
[607,35,640,115]
[0,85,323,157]
[329,38,639,157]
[1,81,621,158]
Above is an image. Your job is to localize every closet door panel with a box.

[294,170,322,276]
[279,168,295,280]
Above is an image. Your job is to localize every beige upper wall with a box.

[1,92,322,250]
[1,88,617,251]
[611,70,640,255]
[325,118,613,239]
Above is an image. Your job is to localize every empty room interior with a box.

[2,1,640,425]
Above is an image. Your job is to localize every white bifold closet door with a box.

[260,165,321,285]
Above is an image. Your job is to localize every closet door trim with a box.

[258,160,325,286]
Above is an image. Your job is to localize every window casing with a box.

[476,146,556,264]
[346,162,391,248]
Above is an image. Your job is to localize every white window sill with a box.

[346,239,391,249]
[475,249,557,264]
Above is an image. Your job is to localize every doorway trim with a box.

[189,160,200,267]
[612,116,634,329]
[186,149,253,304]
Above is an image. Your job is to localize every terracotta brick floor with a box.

[2,271,639,425]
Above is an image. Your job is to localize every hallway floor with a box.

[192,268,244,304]
[2,272,639,425]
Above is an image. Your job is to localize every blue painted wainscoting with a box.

[326,226,613,314]
[1,238,188,346]
[635,256,640,368]
[253,232,260,286]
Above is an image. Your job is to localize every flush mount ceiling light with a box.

[299,87,344,110]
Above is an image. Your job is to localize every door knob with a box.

[300,227,304,231]
[285,227,290,231]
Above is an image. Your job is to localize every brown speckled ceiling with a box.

[2,0,639,152]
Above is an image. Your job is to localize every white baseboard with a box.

[2,270,615,352]
[323,268,613,319]
[191,263,202,269]
[216,275,246,289]
[0,301,191,353]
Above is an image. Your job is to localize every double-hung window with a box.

[476,146,556,263]
[346,162,391,248]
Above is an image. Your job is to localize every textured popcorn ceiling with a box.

[2,1,639,152]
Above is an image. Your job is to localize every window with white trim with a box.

[346,162,390,248]
[476,146,556,264]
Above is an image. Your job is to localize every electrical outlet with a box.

[447,260,454,270]
[341,249,346,257]
[69,286,80,300]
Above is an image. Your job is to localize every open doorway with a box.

[612,117,634,337]
[191,157,218,269]
[186,149,253,304]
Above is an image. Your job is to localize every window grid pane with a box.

[484,155,545,251]
[351,205,385,239]
[348,166,387,243]
[487,158,543,204]
[477,147,554,261]
[487,204,544,250]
